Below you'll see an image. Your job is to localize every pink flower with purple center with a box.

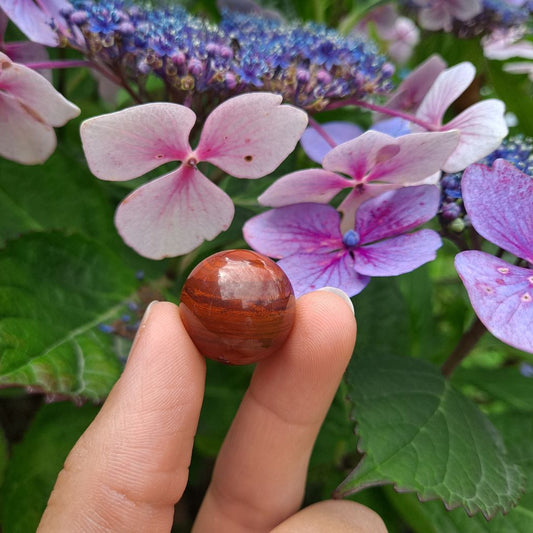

[244,185,442,297]
[259,129,459,232]
[80,92,308,259]
[455,159,533,354]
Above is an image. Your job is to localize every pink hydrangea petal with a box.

[277,252,370,298]
[0,90,56,164]
[3,41,52,81]
[455,251,533,354]
[258,169,352,207]
[0,52,79,126]
[195,92,308,178]
[323,130,458,185]
[417,4,454,32]
[441,99,508,173]
[322,130,400,181]
[354,229,442,277]
[300,121,363,163]
[503,62,533,79]
[80,103,195,181]
[369,130,459,184]
[416,62,476,128]
[115,165,234,259]
[356,185,440,244]
[338,182,401,234]
[461,160,533,262]
[0,0,64,46]
[0,8,7,37]
[484,39,533,61]
[243,203,342,258]
[382,54,446,115]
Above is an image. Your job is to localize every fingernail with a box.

[129,300,159,356]
[317,287,354,315]
[140,300,159,326]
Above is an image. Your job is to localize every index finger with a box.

[193,289,357,532]
[38,301,206,533]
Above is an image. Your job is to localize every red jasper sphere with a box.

[179,249,296,365]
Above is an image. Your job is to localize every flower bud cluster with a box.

[455,0,533,38]
[439,135,533,232]
[59,0,393,112]
[400,0,532,38]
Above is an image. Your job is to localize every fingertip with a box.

[250,285,357,426]
[271,500,388,533]
[316,286,355,315]
[286,287,357,371]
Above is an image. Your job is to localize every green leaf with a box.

[0,150,114,248]
[0,402,99,533]
[486,60,533,136]
[453,367,533,412]
[352,277,411,359]
[0,232,139,400]
[339,354,524,519]
[385,411,533,532]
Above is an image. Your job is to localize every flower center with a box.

[342,229,360,249]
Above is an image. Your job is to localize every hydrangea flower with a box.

[354,4,420,65]
[455,159,533,354]
[414,61,508,172]
[80,92,308,259]
[300,117,411,164]
[410,0,483,32]
[380,54,446,116]
[244,185,442,297]
[0,8,50,79]
[401,0,532,37]
[259,129,459,231]
[56,0,393,112]
[0,51,80,164]
[307,57,507,177]
[439,135,533,231]
[483,27,533,81]
[0,0,70,46]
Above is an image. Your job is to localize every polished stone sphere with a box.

[179,249,296,365]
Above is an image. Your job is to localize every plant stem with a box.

[308,116,337,148]
[326,97,437,131]
[441,317,486,377]
[23,59,91,70]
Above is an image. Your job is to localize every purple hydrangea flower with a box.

[244,185,442,297]
[53,0,393,112]
[455,159,533,354]
[439,135,533,231]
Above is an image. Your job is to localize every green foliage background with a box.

[1,1,532,531]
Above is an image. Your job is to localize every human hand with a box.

[37,291,387,532]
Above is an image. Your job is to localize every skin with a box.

[37,292,387,532]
